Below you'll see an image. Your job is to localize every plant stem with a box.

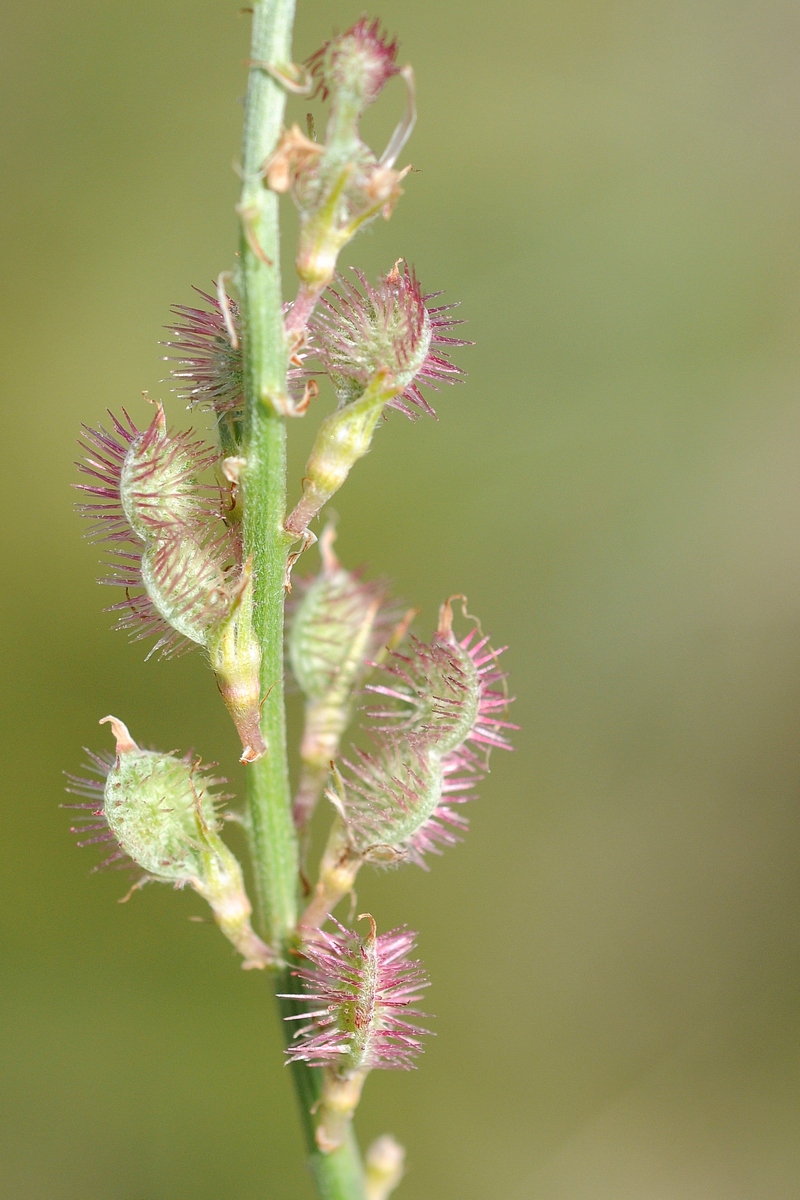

[238,4,366,1196]
[278,972,367,1200]
[240,0,297,952]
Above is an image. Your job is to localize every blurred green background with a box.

[3,0,800,1196]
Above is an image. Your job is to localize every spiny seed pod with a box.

[76,404,219,544]
[100,528,234,656]
[312,263,469,417]
[301,602,515,930]
[308,18,400,110]
[274,22,417,336]
[164,289,244,417]
[289,527,406,830]
[163,288,316,431]
[281,915,429,1151]
[285,265,468,541]
[337,601,515,864]
[77,405,233,657]
[76,406,265,760]
[65,717,271,968]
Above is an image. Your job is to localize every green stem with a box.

[238,4,366,1197]
[240,0,296,957]
[278,970,367,1200]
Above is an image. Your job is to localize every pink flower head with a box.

[283,916,430,1072]
[308,19,400,108]
[311,262,470,418]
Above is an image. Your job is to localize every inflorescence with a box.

[68,13,514,1183]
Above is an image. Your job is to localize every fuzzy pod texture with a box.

[289,528,405,829]
[163,288,313,426]
[311,262,469,417]
[76,404,219,545]
[329,602,516,866]
[76,406,264,760]
[65,717,270,967]
[164,289,244,417]
[283,916,429,1073]
[76,405,230,656]
[285,264,468,539]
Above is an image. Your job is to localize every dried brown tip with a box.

[99,715,138,755]
[438,594,469,639]
[357,912,378,941]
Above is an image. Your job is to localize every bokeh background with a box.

[3,0,800,1196]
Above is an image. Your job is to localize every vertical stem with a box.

[240,0,297,950]
[238,5,366,1197]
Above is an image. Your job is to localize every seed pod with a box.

[301,603,516,929]
[76,404,219,544]
[66,717,270,969]
[164,289,244,417]
[76,406,266,760]
[312,263,468,417]
[289,528,402,828]
[281,916,429,1152]
[280,24,417,336]
[285,265,468,541]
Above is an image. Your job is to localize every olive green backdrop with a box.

[3,1,800,1196]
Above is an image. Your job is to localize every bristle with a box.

[331,610,515,864]
[309,263,468,418]
[282,918,429,1071]
[307,19,400,106]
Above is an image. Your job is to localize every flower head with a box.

[284,915,429,1072]
[311,263,469,417]
[308,19,400,109]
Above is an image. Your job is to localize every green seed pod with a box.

[288,528,406,831]
[98,717,270,968]
[118,403,218,540]
[139,534,230,647]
